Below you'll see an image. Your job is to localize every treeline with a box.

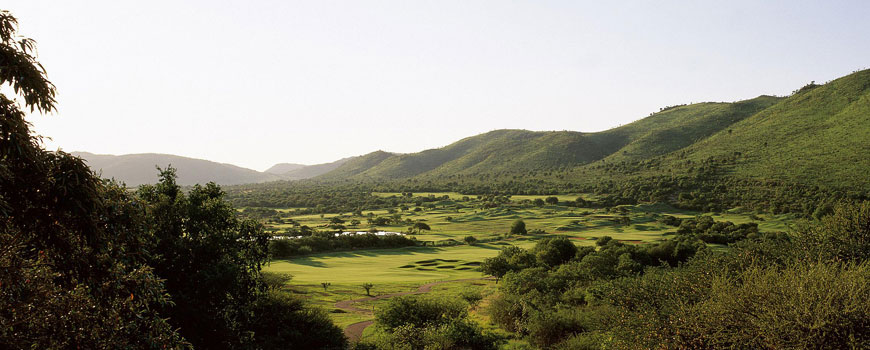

[270,232,417,258]
[477,202,870,349]
[661,215,761,244]
[226,154,866,219]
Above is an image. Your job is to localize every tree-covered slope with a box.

[316,96,780,181]
[597,95,781,162]
[661,69,870,190]
[318,150,396,179]
[275,156,354,180]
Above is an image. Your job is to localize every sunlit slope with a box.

[662,69,870,189]
[318,150,396,179]
[317,97,779,180]
[597,95,781,162]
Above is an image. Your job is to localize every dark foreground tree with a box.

[137,168,347,349]
[0,10,187,349]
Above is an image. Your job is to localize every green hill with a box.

[226,69,870,215]
[318,151,396,180]
[317,96,781,181]
[596,95,781,162]
[659,69,870,190]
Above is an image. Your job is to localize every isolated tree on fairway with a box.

[464,235,478,245]
[409,221,431,234]
[545,196,559,205]
[510,220,527,235]
[363,283,374,296]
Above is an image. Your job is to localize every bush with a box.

[510,220,527,235]
[246,291,347,350]
[376,296,466,330]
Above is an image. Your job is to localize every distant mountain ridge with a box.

[73,152,357,186]
[72,152,281,186]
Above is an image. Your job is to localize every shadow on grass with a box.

[275,242,513,267]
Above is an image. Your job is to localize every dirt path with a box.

[336,277,492,342]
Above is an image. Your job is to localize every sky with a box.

[4,1,870,171]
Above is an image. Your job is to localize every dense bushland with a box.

[483,201,870,349]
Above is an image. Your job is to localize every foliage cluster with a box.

[269,232,416,258]
[485,202,870,349]
[361,295,502,350]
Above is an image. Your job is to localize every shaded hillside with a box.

[73,152,281,186]
[280,156,354,180]
[264,163,306,174]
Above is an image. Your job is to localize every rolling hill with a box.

[280,157,355,180]
[264,163,307,174]
[74,152,362,186]
[655,69,870,190]
[315,95,782,181]
[72,152,282,186]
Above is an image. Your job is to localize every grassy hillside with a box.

[227,69,870,215]
[319,151,396,180]
[597,95,781,162]
[316,96,780,181]
[366,130,615,178]
[657,69,870,190]
[74,152,281,186]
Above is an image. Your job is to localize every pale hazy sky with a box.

[5,1,869,170]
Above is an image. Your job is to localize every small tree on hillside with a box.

[545,196,559,205]
[464,235,478,245]
[362,283,374,296]
[510,220,527,235]
[321,282,331,291]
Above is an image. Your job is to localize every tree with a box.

[481,246,536,282]
[533,236,578,267]
[510,220,528,235]
[246,291,346,350]
[362,283,374,296]
[321,282,331,291]
[408,221,431,234]
[534,198,546,207]
[545,196,559,205]
[0,11,186,348]
[464,235,478,245]
[137,168,271,349]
